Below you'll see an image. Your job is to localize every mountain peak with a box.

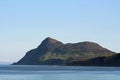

[44,37,60,43]
[37,37,63,51]
[46,37,53,39]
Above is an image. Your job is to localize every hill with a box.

[13,37,115,65]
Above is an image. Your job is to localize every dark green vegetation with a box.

[67,53,120,66]
[14,37,120,66]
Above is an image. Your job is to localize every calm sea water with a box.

[0,65,120,80]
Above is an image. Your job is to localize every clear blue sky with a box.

[0,0,120,62]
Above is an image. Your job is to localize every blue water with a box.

[0,65,120,80]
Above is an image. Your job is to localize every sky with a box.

[0,0,120,62]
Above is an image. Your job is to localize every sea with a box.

[0,64,120,80]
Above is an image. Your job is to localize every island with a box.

[13,37,120,66]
